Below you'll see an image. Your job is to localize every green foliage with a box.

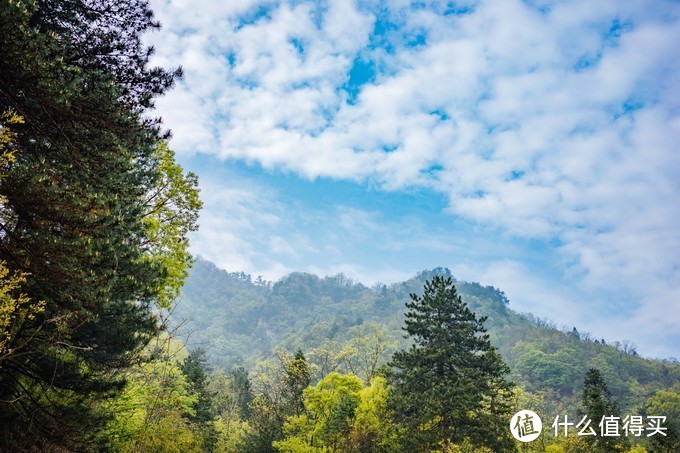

[580,368,626,451]
[644,383,680,452]
[101,337,201,452]
[544,434,597,453]
[242,351,311,452]
[143,143,202,308]
[169,261,680,452]
[205,367,254,452]
[180,348,219,452]
[388,275,515,452]
[274,372,396,453]
[215,416,252,453]
[230,366,256,420]
[351,376,398,452]
[0,0,197,448]
[305,373,362,450]
[581,368,620,422]
[177,259,680,427]
[336,323,394,384]
[0,260,44,360]
[286,350,312,417]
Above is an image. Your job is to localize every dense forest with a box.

[1,0,678,452]
[169,257,680,451]
[178,258,679,404]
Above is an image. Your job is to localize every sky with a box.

[145,0,680,359]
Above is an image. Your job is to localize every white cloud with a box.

[450,260,587,327]
[452,259,680,358]
[147,0,680,356]
[306,262,413,288]
[189,181,293,280]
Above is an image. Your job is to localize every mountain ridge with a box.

[174,257,680,415]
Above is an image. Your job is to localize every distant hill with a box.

[174,257,680,415]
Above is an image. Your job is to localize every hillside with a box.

[175,257,680,415]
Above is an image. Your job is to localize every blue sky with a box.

[146,0,680,358]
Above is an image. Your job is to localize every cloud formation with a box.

[148,0,680,357]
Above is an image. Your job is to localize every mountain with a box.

[174,257,679,415]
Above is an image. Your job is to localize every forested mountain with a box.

[3,0,676,450]
[176,257,680,418]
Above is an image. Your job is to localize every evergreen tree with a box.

[388,275,514,452]
[0,0,197,448]
[181,348,219,452]
[230,366,255,420]
[285,350,311,417]
[580,368,626,451]
[25,0,181,112]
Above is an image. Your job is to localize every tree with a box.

[229,366,255,420]
[274,372,397,453]
[388,275,515,452]
[274,372,363,453]
[317,377,361,451]
[644,383,680,452]
[0,0,197,448]
[285,350,311,417]
[25,0,181,112]
[580,368,626,451]
[0,260,44,362]
[338,323,393,384]
[243,350,310,452]
[180,348,219,452]
[351,375,398,452]
[0,109,48,369]
[207,367,255,451]
[101,337,201,452]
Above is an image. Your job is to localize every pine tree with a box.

[181,348,219,452]
[0,0,197,448]
[230,366,255,420]
[388,275,515,452]
[285,350,311,417]
[581,368,626,451]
